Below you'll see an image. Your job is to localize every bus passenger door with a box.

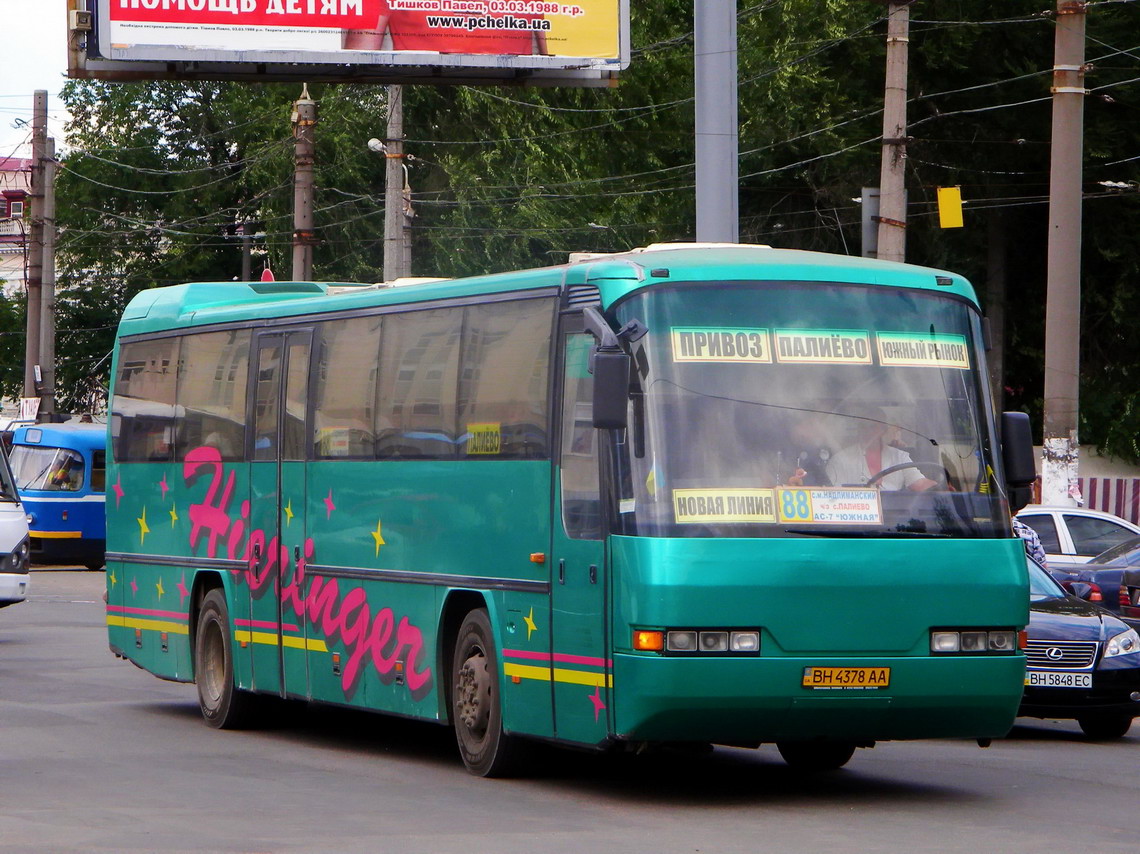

[550,330,611,744]
[248,330,312,700]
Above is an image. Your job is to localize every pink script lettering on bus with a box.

[183,446,433,701]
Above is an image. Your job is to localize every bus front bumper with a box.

[611,652,1025,744]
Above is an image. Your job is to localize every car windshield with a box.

[8,445,86,491]
[1090,536,1140,567]
[1028,560,1067,601]
[610,282,1010,539]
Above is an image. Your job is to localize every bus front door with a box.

[248,330,312,700]
[550,331,611,745]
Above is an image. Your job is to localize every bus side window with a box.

[177,329,250,461]
[459,299,553,460]
[560,333,601,539]
[91,450,106,493]
[112,337,179,463]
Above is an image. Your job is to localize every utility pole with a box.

[384,84,410,281]
[291,84,317,282]
[23,90,46,400]
[38,136,57,418]
[694,0,738,243]
[875,1,912,263]
[1041,0,1087,505]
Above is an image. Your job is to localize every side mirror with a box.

[1001,411,1036,513]
[592,350,630,430]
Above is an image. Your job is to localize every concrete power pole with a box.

[875,1,912,263]
[23,90,47,400]
[291,85,317,282]
[39,137,57,418]
[694,0,738,243]
[1041,0,1088,505]
[384,84,410,282]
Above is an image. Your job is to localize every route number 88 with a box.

[781,489,811,521]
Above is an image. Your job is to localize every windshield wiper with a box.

[784,526,950,539]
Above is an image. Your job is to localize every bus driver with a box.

[826,407,937,491]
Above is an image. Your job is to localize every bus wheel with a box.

[195,589,255,730]
[776,740,856,771]
[451,608,519,777]
[1077,713,1134,740]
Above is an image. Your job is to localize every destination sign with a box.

[672,488,777,524]
[774,329,872,365]
[877,332,970,369]
[671,328,771,364]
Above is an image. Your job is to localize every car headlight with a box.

[1105,627,1140,658]
[0,536,31,574]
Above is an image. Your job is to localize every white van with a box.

[0,444,30,608]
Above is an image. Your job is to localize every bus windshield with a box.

[612,281,1008,539]
[9,446,86,492]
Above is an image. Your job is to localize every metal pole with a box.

[23,90,46,399]
[875,2,911,263]
[291,85,317,282]
[694,0,738,243]
[985,212,1007,414]
[1041,0,1087,506]
[241,229,252,282]
[39,137,57,418]
[384,84,409,281]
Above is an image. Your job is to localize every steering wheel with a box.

[864,461,948,490]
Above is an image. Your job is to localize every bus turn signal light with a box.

[633,630,664,651]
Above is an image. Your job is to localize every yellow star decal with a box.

[137,506,150,545]
[169,504,178,527]
[524,607,538,640]
[156,577,165,599]
[109,569,117,587]
[372,519,386,557]
[284,499,294,527]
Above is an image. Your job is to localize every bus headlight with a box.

[931,628,1019,654]
[698,631,729,652]
[666,630,697,652]
[653,628,762,655]
[730,631,760,652]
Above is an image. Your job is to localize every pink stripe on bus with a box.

[502,648,611,668]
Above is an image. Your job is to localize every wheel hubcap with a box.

[456,651,490,737]
[201,621,224,707]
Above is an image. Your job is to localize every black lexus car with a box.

[1020,560,1140,739]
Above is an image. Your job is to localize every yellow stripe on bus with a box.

[503,662,612,688]
[31,530,83,539]
[235,630,328,653]
[106,615,189,635]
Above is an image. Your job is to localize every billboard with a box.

[74,0,629,85]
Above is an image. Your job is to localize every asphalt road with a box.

[2,569,1137,854]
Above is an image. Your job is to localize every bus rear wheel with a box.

[451,608,520,777]
[776,740,857,771]
[195,589,255,729]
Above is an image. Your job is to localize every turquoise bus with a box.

[105,243,1036,776]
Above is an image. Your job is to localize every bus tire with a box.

[776,740,856,771]
[195,589,255,730]
[451,608,520,777]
